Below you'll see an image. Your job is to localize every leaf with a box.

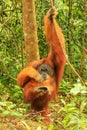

[80,101,86,112]
[22,121,31,130]
[10,111,22,117]
[48,124,54,130]
[0,102,7,107]
[70,125,79,130]
[70,83,87,95]
[2,110,10,116]
[3,0,12,6]
[36,126,42,130]
[61,99,66,105]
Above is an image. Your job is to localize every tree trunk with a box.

[22,0,40,63]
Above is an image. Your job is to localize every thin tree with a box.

[22,0,40,63]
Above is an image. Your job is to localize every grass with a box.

[0,81,87,130]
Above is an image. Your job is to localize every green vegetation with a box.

[0,0,87,130]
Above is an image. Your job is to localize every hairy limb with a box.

[17,65,43,87]
[44,8,66,89]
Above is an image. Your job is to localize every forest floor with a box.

[0,94,66,130]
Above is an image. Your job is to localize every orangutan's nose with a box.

[42,72,47,80]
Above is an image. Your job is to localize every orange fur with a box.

[44,8,66,89]
[17,8,66,124]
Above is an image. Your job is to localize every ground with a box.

[0,95,66,130]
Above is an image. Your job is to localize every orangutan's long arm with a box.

[44,7,66,88]
[17,61,43,87]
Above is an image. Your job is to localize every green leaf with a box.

[71,125,79,130]
[2,110,10,116]
[3,0,12,6]
[70,83,87,95]
[10,111,22,117]
[22,121,31,130]
[0,101,7,107]
[80,101,86,112]
[36,126,42,130]
[48,124,55,130]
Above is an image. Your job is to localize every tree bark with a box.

[22,0,40,63]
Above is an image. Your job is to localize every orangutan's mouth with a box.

[33,86,50,99]
[34,86,51,95]
[35,87,48,92]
